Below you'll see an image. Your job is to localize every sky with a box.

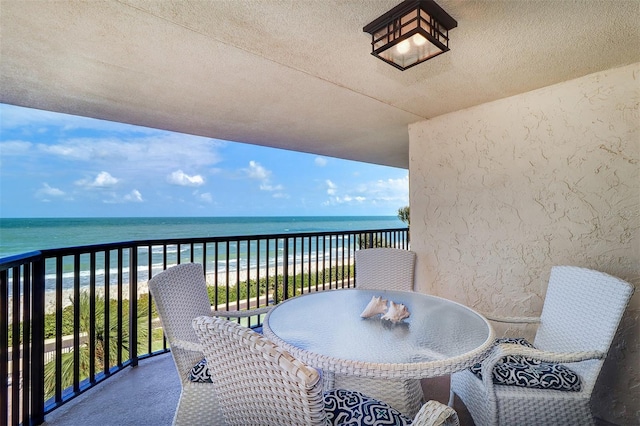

[0,103,408,218]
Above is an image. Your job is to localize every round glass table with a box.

[263,288,495,379]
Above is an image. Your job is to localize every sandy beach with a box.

[8,260,350,321]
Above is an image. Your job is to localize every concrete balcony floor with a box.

[41,352,476,425]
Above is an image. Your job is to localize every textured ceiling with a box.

[1,0,639,169]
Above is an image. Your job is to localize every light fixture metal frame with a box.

[363,0,457,71]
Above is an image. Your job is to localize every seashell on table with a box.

[381,301,410,323]
[360,295,388,318]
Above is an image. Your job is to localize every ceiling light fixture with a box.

[363,0,457,71]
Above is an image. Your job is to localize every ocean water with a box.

[0,216,404,259]
[0,216,405,294]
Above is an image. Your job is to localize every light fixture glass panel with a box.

[419,11,432,25]
[379,38,444,69]
[412,33,427,46]
[396,40,411,54]
[419,18,432,36]
[373,26,390,50]
[437,31,448,45]
[374,39,388,51]
[402,18,418,34]
[400,9,418,25]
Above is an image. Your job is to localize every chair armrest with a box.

[483,314,541,324]
[178,308,271,353]
[211,306,273,318]
[491,343,604,364]
[172,339,203,353]
[480,343,605,393]
[412,400,460,426]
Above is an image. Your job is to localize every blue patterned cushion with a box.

[470,337,581,391]
[324,389,412,425]
[188,358,213,383]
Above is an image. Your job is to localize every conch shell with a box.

[381,301,410,323]
[360,296,388,318]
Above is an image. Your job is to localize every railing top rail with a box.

[0,250,42,270]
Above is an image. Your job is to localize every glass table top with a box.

[264,289,494,374]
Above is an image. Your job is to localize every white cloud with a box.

[167,170,205,186]
[325,179,337,195]
[245,161,270,180]
[366,176,409,202]
[327,195,366,205]
[243,161,285,193]
[260,183,284,191]
[35,133,222,176]
[322,174,407,207]
[198,192,213,203]
[103,189,144,204]
[193,190,213,203]
[314,157,327,167]
[35,183,66,200]
[76,171,119,188]
[0,140,32,155]
[123,189,143,202]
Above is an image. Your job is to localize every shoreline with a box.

[9,260,349,320]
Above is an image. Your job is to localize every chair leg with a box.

[322,371,336,391]
[174,382,226,426]
[448,376,455,407]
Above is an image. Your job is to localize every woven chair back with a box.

[193,316,326,426]
[535,266,634,354]
[355,248,416,291]
[148,263,212,375]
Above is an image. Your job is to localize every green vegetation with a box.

[398,205,410,226]
[207,264,354,306]
[357,233,387,248]
[43,291,149,399]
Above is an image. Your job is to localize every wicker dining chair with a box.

[148,262,271,426]
[355,247,416,291]
[192,315,460,426]
[449,266,634,426]
[340,247,421,416]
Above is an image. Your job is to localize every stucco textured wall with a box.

[409,63,639,424]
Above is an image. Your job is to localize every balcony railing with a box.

[1,227,408,426]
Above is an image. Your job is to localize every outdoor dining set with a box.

[148,248,634,426]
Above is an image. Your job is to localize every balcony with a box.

[2,227,409,425]
[2,227,626,426]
